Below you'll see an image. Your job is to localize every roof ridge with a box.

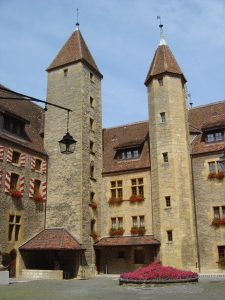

[189,100,225,110]
[103,120,149,130]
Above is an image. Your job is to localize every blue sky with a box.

[0,0,224,128]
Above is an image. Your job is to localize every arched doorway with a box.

[9,250,17,278]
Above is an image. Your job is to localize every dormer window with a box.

[2,112,28,138]
[206,131,223,143]
[118,148,140,160]
[158,78,163,86]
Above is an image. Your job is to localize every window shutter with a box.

[0,146,4,160]
[0,170,2,187]
[30,156,35,169]
[20,153,26,167]
[42,161,47,173]
[20,176,25,195]
[5,171,11,192]
[7,148,13,162]
[41,181,47,200]
[29,178,34,198]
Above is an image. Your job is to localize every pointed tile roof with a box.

[46,29,103,78]
[19,228,86,251]
[144,44,186,86]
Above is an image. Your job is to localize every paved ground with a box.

[0,275,225,300]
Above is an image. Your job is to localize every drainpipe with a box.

[43,146,49,230]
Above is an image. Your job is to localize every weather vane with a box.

[76,8,79,28]
[157,16,162,25]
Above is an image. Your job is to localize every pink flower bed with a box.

[120,260,198,281]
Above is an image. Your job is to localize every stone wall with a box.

[21,269,63,280]
[192,154,225,272]
[44,61,102,269]
[0,141,46,277]
[147,74,197,270]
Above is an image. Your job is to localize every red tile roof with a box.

[144,44,186,86]
[188,101,225,154]
[19,228,86,251]
[94,235,160,247]
[46,29,103,78]
[0,85,47,156]
[103,121,150,174]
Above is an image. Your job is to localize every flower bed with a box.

[10,189,22,198]
[129,195,144,203]
[109,228,124,236]
[208,172,216,179]
[108,197,123,205]
[212,218,225,226]
[119,260,198,284]
[217,256,225,267]
[216,172,225,180]
[91,202,98,209]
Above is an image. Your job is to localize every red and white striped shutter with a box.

[5,171,11,192]
[0,146,4,160]
[41,181,47,200]
[7,148,13,162]
[29,178,34,197]
[20,153,26,167]
[20,176,25,195]
[42,161,47,173]
[30,156,35,169]
[0,170,2,187]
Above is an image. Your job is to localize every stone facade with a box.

[44,41,102,273]
[147,74,197,271]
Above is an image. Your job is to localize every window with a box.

[134,250,145,264]
[131,178,144,196]
[63,68,68,76]
[165,196,171,207]
[90,118,94,131]
[118,148,140,160]
[12,151,20,164]
[213,206,225,219]
[35,159,42,171]
[160,112,166,122]
[10,173,19,190]
[34,180,41,195]
[158,78,163,86]
[118,217,123,228]
[206,131,223,143]
[91,218,96,231]
[132,216,145,227]
[110,180,123,199]
[167,230,173,242]
[163,153,168,163]
[218,246,225,259]
[208,161,223,174]
[90,161,94,179]
[118,251,125,258]
[8,214,21,241]
[90,141,94,153]
[90,96,94,107]
[111,218,117,229]
[90,72,94,81]
[90,192,95,202]
[3,115,25,137]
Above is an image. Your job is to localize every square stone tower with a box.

[145,25,198,271]
[44,26,103,269]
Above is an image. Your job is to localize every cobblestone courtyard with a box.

[1,276,225,300]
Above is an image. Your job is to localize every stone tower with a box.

[145,25,198,270]
[44,25,103,270]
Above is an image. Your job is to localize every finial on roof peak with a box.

[75,8,79,30]
[157,16,167,45]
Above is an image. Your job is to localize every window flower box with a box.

[129,195,144,203]
[211,218,225,226]
[108,197,123,205]
[90,231,99,240]
[130,227,146,235]
[10,189,22,198]
[109,228,124,236]
[33,193,44,202]
[217,257,225,267]
[216,172,225,180]
[90,202,98,209]
[208,172,216,179]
